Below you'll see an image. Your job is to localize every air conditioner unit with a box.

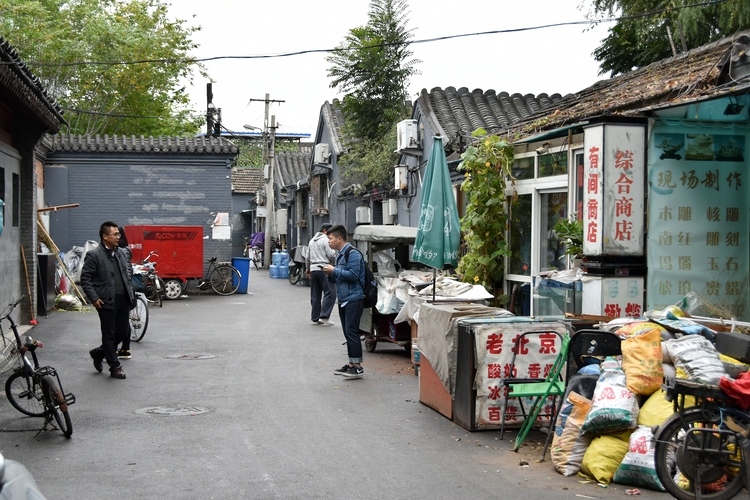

[314,143,330,164]
[355,206,371,224]
[383,211,395,225]
[396,119,420,154]
[387,198,398,216]
[276,209,288,235]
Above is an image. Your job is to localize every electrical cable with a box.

[2,0,730,68]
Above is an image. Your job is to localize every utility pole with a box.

[206,83,214,136]
[248,93,285,267]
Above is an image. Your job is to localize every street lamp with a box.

[243,124,262,132]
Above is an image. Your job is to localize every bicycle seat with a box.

[209,257,218,263]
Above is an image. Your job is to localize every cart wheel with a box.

[163,279,183,300]
[365,339,377,353]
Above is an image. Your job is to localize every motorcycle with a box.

[0,451,48,499]
[132,251,164,307]
[288,245,309,286]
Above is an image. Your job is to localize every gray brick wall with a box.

[44,153,235,277]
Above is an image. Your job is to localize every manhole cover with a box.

[135,406,210,416]
[164,354,216,360]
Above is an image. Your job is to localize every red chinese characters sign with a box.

[582,123,645,256]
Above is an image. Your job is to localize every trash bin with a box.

[231,257,251,294]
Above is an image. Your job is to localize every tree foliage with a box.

[327,0,419,142]
[0,0,204,136]
[589,0,750,76]
[456,130,515,302]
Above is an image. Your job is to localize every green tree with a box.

[0,0,204,136]
[589,0,750,76]
[327,0,419,141]
[326,0,419,189]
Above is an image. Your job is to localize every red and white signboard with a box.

[582,277,645,319]
[583,123,646,256]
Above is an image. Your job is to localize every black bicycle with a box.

[653,377,748,500]
[197,257,241,295]
[129,292,149,342]
[2,297,75,437]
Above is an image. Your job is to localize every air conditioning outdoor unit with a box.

[314,143,330,164]
[355,206,371,224]
[387,198,398,216]
[394,165,408,190]
[396,119,420,154]
[383,211,395,225]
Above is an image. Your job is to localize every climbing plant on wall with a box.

[457,129,515,302]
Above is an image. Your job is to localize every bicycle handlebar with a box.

[0,295,25,321]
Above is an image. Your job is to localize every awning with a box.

[353,225,418,243]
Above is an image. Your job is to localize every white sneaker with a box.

[319,318,335,326]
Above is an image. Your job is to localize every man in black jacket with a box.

[80,221,135,379]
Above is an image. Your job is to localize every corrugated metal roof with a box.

[46,134,239,154]
[232,167,263,194]
[506,30,750,140]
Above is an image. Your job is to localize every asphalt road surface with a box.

[0,270,665,499]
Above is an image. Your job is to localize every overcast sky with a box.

[166,0,613,138]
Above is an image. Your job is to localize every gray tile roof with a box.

[417,87,567,148]
[275,145,312,189]
[46,134,239,154]
[319,100,347,155]
[0,36,65,130]
[506,29,750,140]
[232,167,263,194]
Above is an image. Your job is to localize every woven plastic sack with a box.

[579,431,631,484]
[637,390,677,427]
[622,328,664,396]
[664,335,726,384]
[581,357,639,435]
[613,425,666,491]
[551,391,593,476]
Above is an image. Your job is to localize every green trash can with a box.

[231,257,251,294]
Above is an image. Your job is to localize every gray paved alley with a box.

[0,270,664,499]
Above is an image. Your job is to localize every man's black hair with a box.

[319,223,333,233]
[327,224,347,241]
[99,221,119,241]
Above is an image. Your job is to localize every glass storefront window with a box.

[539,152,568,177]
[512,156,534,180]
[540,192,568,272]
[509,194,532,275]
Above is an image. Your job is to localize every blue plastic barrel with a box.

[280,249,290,267]
[269,264,279,279]
[231,257,250,293]
[279,262,289,279]
[272,249,282,266]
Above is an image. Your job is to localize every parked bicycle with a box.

[133,251,165,307]
[1,297,75,437]
[197,257,241,295]
[288,245,309,286]
[129,292,149,342]
[244,232,265,270]
[653,377,749,500]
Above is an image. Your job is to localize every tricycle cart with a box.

[352,225,417,352]
[126,225,204,299]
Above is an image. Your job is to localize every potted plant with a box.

[554,216,583,267]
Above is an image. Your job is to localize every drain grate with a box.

[164,354,216,360]
[135,406,210,416]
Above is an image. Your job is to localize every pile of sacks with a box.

[550,314,749,491]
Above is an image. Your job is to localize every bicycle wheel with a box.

[129,294,149,342]
[654,408,745,500]
[252,249,262,270]
[209,265,240,295]
[41,375,72,438]
[153,276,165,307]
[5,370,46,417]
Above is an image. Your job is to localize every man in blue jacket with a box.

[323,224,365,379]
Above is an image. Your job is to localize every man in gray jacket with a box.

[80,221,135,379]
[306,223,336,326]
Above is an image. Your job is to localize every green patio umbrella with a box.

[412,136,461,299]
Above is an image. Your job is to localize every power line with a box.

[3,0,730,69]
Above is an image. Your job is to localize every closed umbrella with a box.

[412,136,461,300]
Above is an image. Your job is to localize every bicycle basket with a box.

[0,338,20,375]
[132,274,146,292]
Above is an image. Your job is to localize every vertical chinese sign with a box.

[647,124,749,319]
[582,123,646,256]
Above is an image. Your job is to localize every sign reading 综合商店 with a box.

[582,123,646,256]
